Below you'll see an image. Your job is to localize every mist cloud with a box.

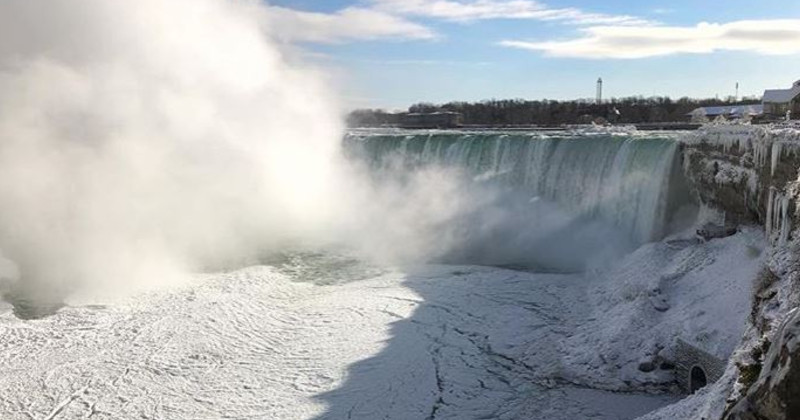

[0,0,348,300]
[0,0,653,310]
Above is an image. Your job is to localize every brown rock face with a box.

[725,310,800,420]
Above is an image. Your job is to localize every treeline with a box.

[347,96,761,127]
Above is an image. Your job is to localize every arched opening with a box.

[690,366,708,393]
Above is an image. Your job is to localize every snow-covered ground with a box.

[0,228,764,420]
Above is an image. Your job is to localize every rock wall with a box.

[725,309,800,420]
[681,125,800,244]
[681,125,800,420]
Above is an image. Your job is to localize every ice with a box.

[0,226,765,420]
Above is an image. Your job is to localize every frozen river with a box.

[1,226,764,420]
[0,259,677,420]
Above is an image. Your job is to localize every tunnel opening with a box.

[690,365,708,393]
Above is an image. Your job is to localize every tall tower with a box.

[596,77,603,104]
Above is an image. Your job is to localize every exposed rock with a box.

[649,295,671,312]
[682,126,800,229]
[638,361,656,373]
[697,223,738,241]
[659,361,675,371]
[724,310,800,420]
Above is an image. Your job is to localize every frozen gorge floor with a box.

[0,259,682,420]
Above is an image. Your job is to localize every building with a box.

[399,112,463,129]
[687,105,764,122]
[762,80,800,118]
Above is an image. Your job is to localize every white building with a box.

[762,80,800,118]
[687,105,763,122]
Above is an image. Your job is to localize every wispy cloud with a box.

[356,58,494,66]
[368,0,650,25]
[262,6,437,43]
[256,1,653,45]
[499,20,800,58]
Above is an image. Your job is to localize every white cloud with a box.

[499,19,800,58]
[262,6,437,43]
[356,58,493,66]
[369,0,650,25]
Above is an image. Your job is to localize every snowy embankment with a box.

[653,123,800,420]
[0,226,763,420]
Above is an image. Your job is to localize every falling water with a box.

[347,131,689,245]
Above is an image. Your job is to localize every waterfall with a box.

[346,131,687,245]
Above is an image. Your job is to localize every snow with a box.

[554,228,764,392]
[636,367,739,420]
[683,125,800,178]
[708,160,758,195]
[599,228,766,420]
[0,263,673,420]
[0,226,766,420]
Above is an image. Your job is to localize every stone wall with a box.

[675,339,727,394]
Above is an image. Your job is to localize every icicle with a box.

[766,188,774,238]
[771,142,783,177]
[779,195,791,246]
[765,187,792,246]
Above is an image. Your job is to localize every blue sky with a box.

[266,0,800,109]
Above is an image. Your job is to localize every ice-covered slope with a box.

[560,228,764,394]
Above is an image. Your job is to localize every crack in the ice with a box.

[377,308,405,319]
[42,384,88,420]
[425,347,446,420]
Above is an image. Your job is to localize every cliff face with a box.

[726,309,800,420]
[681,125,800,420]
[682,125,800,232]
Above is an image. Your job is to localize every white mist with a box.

[0,0,347,300]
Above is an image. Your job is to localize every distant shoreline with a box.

[348,122,704,131]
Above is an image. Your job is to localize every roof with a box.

[763,80,800,103]
[405,112,462,116]
[687,104,764,117]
